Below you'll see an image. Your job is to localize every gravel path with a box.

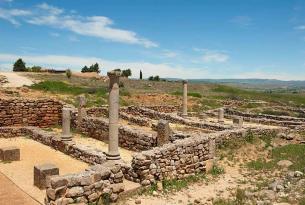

[0,72,33,87]
[0,137,89,203]
[0,172,40,205]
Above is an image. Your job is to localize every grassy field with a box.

[22,73,305,110]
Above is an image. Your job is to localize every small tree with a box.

[13,58,27,72]
[140,70,142,80]
[31,66,42,72]
[81,65,89,73]
[154,75,160,81]
[66,69,72,78]
[148,76,154,81]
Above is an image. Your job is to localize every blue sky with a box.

[1,0,305,80]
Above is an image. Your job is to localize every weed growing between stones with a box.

[213,189,247,205]
[209,164,225,176]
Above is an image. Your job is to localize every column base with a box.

[61,135,72,142]
[106,153,121,160]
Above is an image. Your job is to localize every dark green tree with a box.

[13,58,27,72]
[81,65,89,73]
[140,70,142,80]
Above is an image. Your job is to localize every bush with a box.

[13,58,27,72]
[30,66,42,72]
[66,69,72,79]
[148,75,160,81]
[121,69,132,78]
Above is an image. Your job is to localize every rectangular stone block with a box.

[0,146,20,161]
[34,163,59,189]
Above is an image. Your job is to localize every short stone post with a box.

[157,119,171,146]
[182,80,188,118]
[61,107,72,141]
[218,108,224,124]
[107,71,121,160]
[233,116,243,128]
[77,95,86,128]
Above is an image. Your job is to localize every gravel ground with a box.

[0,72,33,87]
[0,137,89,204]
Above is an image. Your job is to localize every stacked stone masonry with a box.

[0,98,63,127]
[46,163,124,204]
[75,116,157,151]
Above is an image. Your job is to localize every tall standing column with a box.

[61,107,72,141]
[182,80,188,118]
[106,70,121,160]
[77,95,86,128]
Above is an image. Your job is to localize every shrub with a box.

[13,58,27,72]
[121,69,132,78]
[31,66,42,72]
[148,75,160,81]
[66,69,72,79]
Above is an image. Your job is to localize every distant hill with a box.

[164,78,305,89]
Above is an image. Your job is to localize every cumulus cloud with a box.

[0,53,208,79]
[0,3,157,47]
[0,8,31,26]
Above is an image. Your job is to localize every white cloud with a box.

[230,16,252,27]
[0,3,157,48]
[68,36,79,42]
[295,25,305,30]
[202,50,229,63]
[0,53,208,78]
[0,8,31,26]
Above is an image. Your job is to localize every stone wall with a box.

[224,108,305,127]
[75,116,157,151]
[87,106,152,127]
[144,105,179,113]
[46,163,124,204]
[0,98,63,127]
[123,106,230,131]
[125,126,282,185]
[0,126,107,165]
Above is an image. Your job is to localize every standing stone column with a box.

[182,80,188,118]
[218,108,224,124]
[77,95,86,128]
[106,70,121,160]
[61,107,72,141]
[157,119,171,146]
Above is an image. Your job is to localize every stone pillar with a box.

[61,107,72,141]
[77,95,86,128]
[157,119,171,146]
[233,116,243,128]
[218,108,224,124]
[106,71,121,160]
[182,80,188,118]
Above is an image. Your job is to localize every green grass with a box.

[261,109,290,116]
[246,158,276,170]
[213,189,247,205]
[211,84,305,106]
[171,91,202,98]
[209,164,225,176]
[271,144,305,171]
[29,80,107,96]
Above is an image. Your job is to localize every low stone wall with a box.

[0,98,63,127]
[125,126,283,185]
[87,106,152,127]
[75,116,157,151]
[46,163,124,204]
[0,126,107,165]
[123,106,230,131]
[223,108,305,127]
[145,105,179,113]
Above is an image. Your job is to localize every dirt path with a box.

[0,137,88,203]
[0,172,40,205]
[0,72,33,87]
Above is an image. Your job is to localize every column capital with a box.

[107,70,121,78]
